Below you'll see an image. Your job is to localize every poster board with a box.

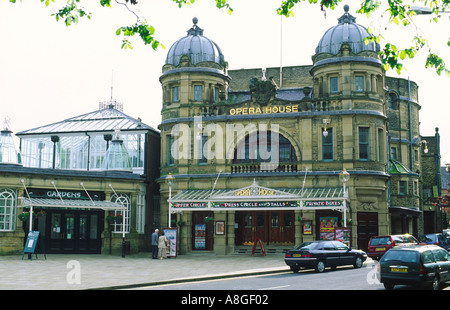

[22,231,39,260]
[194,224,206,249]
[335,227,352,246]
[163,227,178,258]
[319,216,338,240]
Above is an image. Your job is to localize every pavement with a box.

[0,252,292,290]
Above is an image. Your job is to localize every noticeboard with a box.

[163,227,178,258]
[22,231,40,260]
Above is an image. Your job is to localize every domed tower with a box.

[310,5,386,169]
[311,4,383,104]
[309,5,390,243]
[160,18,230,119]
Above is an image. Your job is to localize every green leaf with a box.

[116,28,121,36]
[400,50,406,60]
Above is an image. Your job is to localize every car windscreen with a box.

[380,250,418,263]
[370,237,390,246]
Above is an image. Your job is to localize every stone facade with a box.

[156,11,441,255]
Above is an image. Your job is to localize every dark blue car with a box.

[378,245,450,290]
[284,240,367,273]
[419,233,450,252]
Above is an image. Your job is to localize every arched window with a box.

[388,93,397,110]
[233,131,297,164]
[0,189,16,231]
[110,193,131,234]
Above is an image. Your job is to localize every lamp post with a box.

[322,119,330,137]
[419,140,429,154]
[166,173,175,228]
[339,168,350,227]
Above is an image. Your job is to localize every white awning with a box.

[19,197,126,211]
[168,180,348,212]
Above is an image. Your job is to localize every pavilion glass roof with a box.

[16,107,157,136]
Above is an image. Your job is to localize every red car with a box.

[367,234,419,260]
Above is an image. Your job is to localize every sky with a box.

[0,0,448,164]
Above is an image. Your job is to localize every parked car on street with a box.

[378,244,450,290]
[367,234,419,260]
[443,229,450,239]
[284,240,367,273]
[419,233,450,252]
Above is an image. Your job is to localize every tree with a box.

[9,0,450,76]
[277,0,449,76]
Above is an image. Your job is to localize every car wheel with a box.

[315,261,325,273]
[354,256,363,268]
[383,282,395,290]
[431,276,440,290]
[290,266,300,273]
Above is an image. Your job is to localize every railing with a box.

[231,162,299,174]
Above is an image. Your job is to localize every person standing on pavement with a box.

[158,232,169,259]
[151,229,159,259]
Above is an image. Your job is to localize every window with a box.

[399,180,407,195]
[390,147,397,160]
[359,127,370,160]
[433,249,449,262]
[330,77,338,93]
[378,129,383,161]
[388,93,397,109]
[198,135,208,165]
[355,76,364,92]
[322,241,336,251]
[110,193,131,234]
[167,135,174,166]
[0,189,16,231]
[194,85,203,101]
[422,251,436,264]
[214,87,219,103]
[172,86,179,102]
[135,193,145,234]
[322,128,333,161]
[233,132,297,164]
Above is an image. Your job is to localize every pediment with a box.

[210,179,300,200]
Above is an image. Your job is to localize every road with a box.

[134,261,385,290]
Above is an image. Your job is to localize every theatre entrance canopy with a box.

[168,180,350,225]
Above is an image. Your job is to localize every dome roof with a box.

[165,17,225,66]
[315,5,379,55]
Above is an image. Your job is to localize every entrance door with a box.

[239,211,267,244]
[236,211,295,245]
[269,211,295,245]
[357,212,378,252]
[47,210,104,254]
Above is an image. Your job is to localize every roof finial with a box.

[344,4,349,13]
[187,17,203,36]
[3,116,11,131]
[338,4,356,24]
